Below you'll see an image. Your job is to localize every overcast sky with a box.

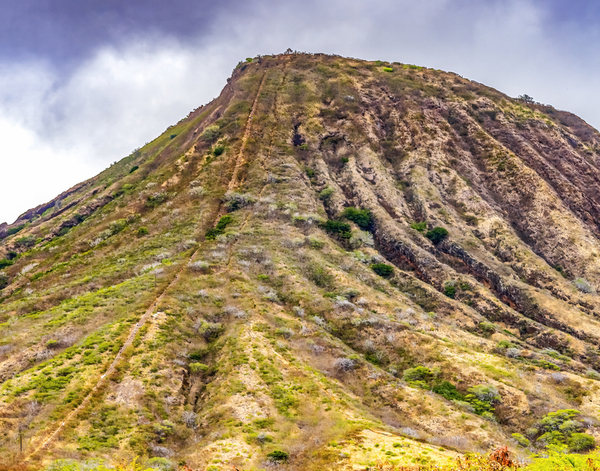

[1,0,599,224]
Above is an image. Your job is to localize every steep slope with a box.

[0,53,599,470]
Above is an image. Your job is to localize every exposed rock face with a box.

[0,54,599,469]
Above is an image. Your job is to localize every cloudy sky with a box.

[1,0,599,224]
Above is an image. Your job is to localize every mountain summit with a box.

[0,53,599,470]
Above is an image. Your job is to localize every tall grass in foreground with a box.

[367,446,600,471]
[42,447,600,471]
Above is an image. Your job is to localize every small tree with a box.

[426,227,449,244]
[517,94,535,104]
[371,263,394,278]
[342,207,374,230]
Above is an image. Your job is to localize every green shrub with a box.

[146,192,168,207]
[205,214,233,240]
[403,366,433,383]
[479,322,497,334]
[425,227,449,244]
[410,221,427,233]
[319,186,334,200]
[189,363,210,374]
[371,263,394,278]
[568,433,595,451]
[464,385,500,415]
[266,450,289,463]
[342,207,374,230]
[321,220,352,239]
[197,322,224,342]
[137,227,149,237]
[511,433,530,448]
[6,225,25,236]
[540,410,582,432]
[0,259,13,269]
[0,273,8,290]
[433,381,464,401]
[308,237,325,249]
[213,145,225,156]
[188,348,208,361]
[443,282,456,299]
[129,165,139,174]
[383,67,394,72]
[527,450,600,471]
[109,219,127,235]
[497,340,517,349]
[308,265,335,289]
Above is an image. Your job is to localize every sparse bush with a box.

[342,207,374,230]
[308,265,335,289]
[426,226,449,244]
[479,322,497,334]
[137,227,149,237]
[505,348,522,358]
[410,221,427,232]
[109,218,127,235]
[189,363,209,374]
[202,125,220,141]
[371,263,394,278]
[275,327,293,339]
[224,192,255,212]
[188,261,209,273]
[293,306,305,317]
[197,322,224,342]
[333,358,356,372]
[147,192,168,207]
[308,237,325,249]
[15,235,36,248]
[511,433,530,448]
[188,186,206,198]
[0,272,8,290]
[349,230,374,248]
[574,278,595,294]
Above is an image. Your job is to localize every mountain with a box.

[0,52,600,470]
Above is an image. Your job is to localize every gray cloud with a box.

[1,0,600,223]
